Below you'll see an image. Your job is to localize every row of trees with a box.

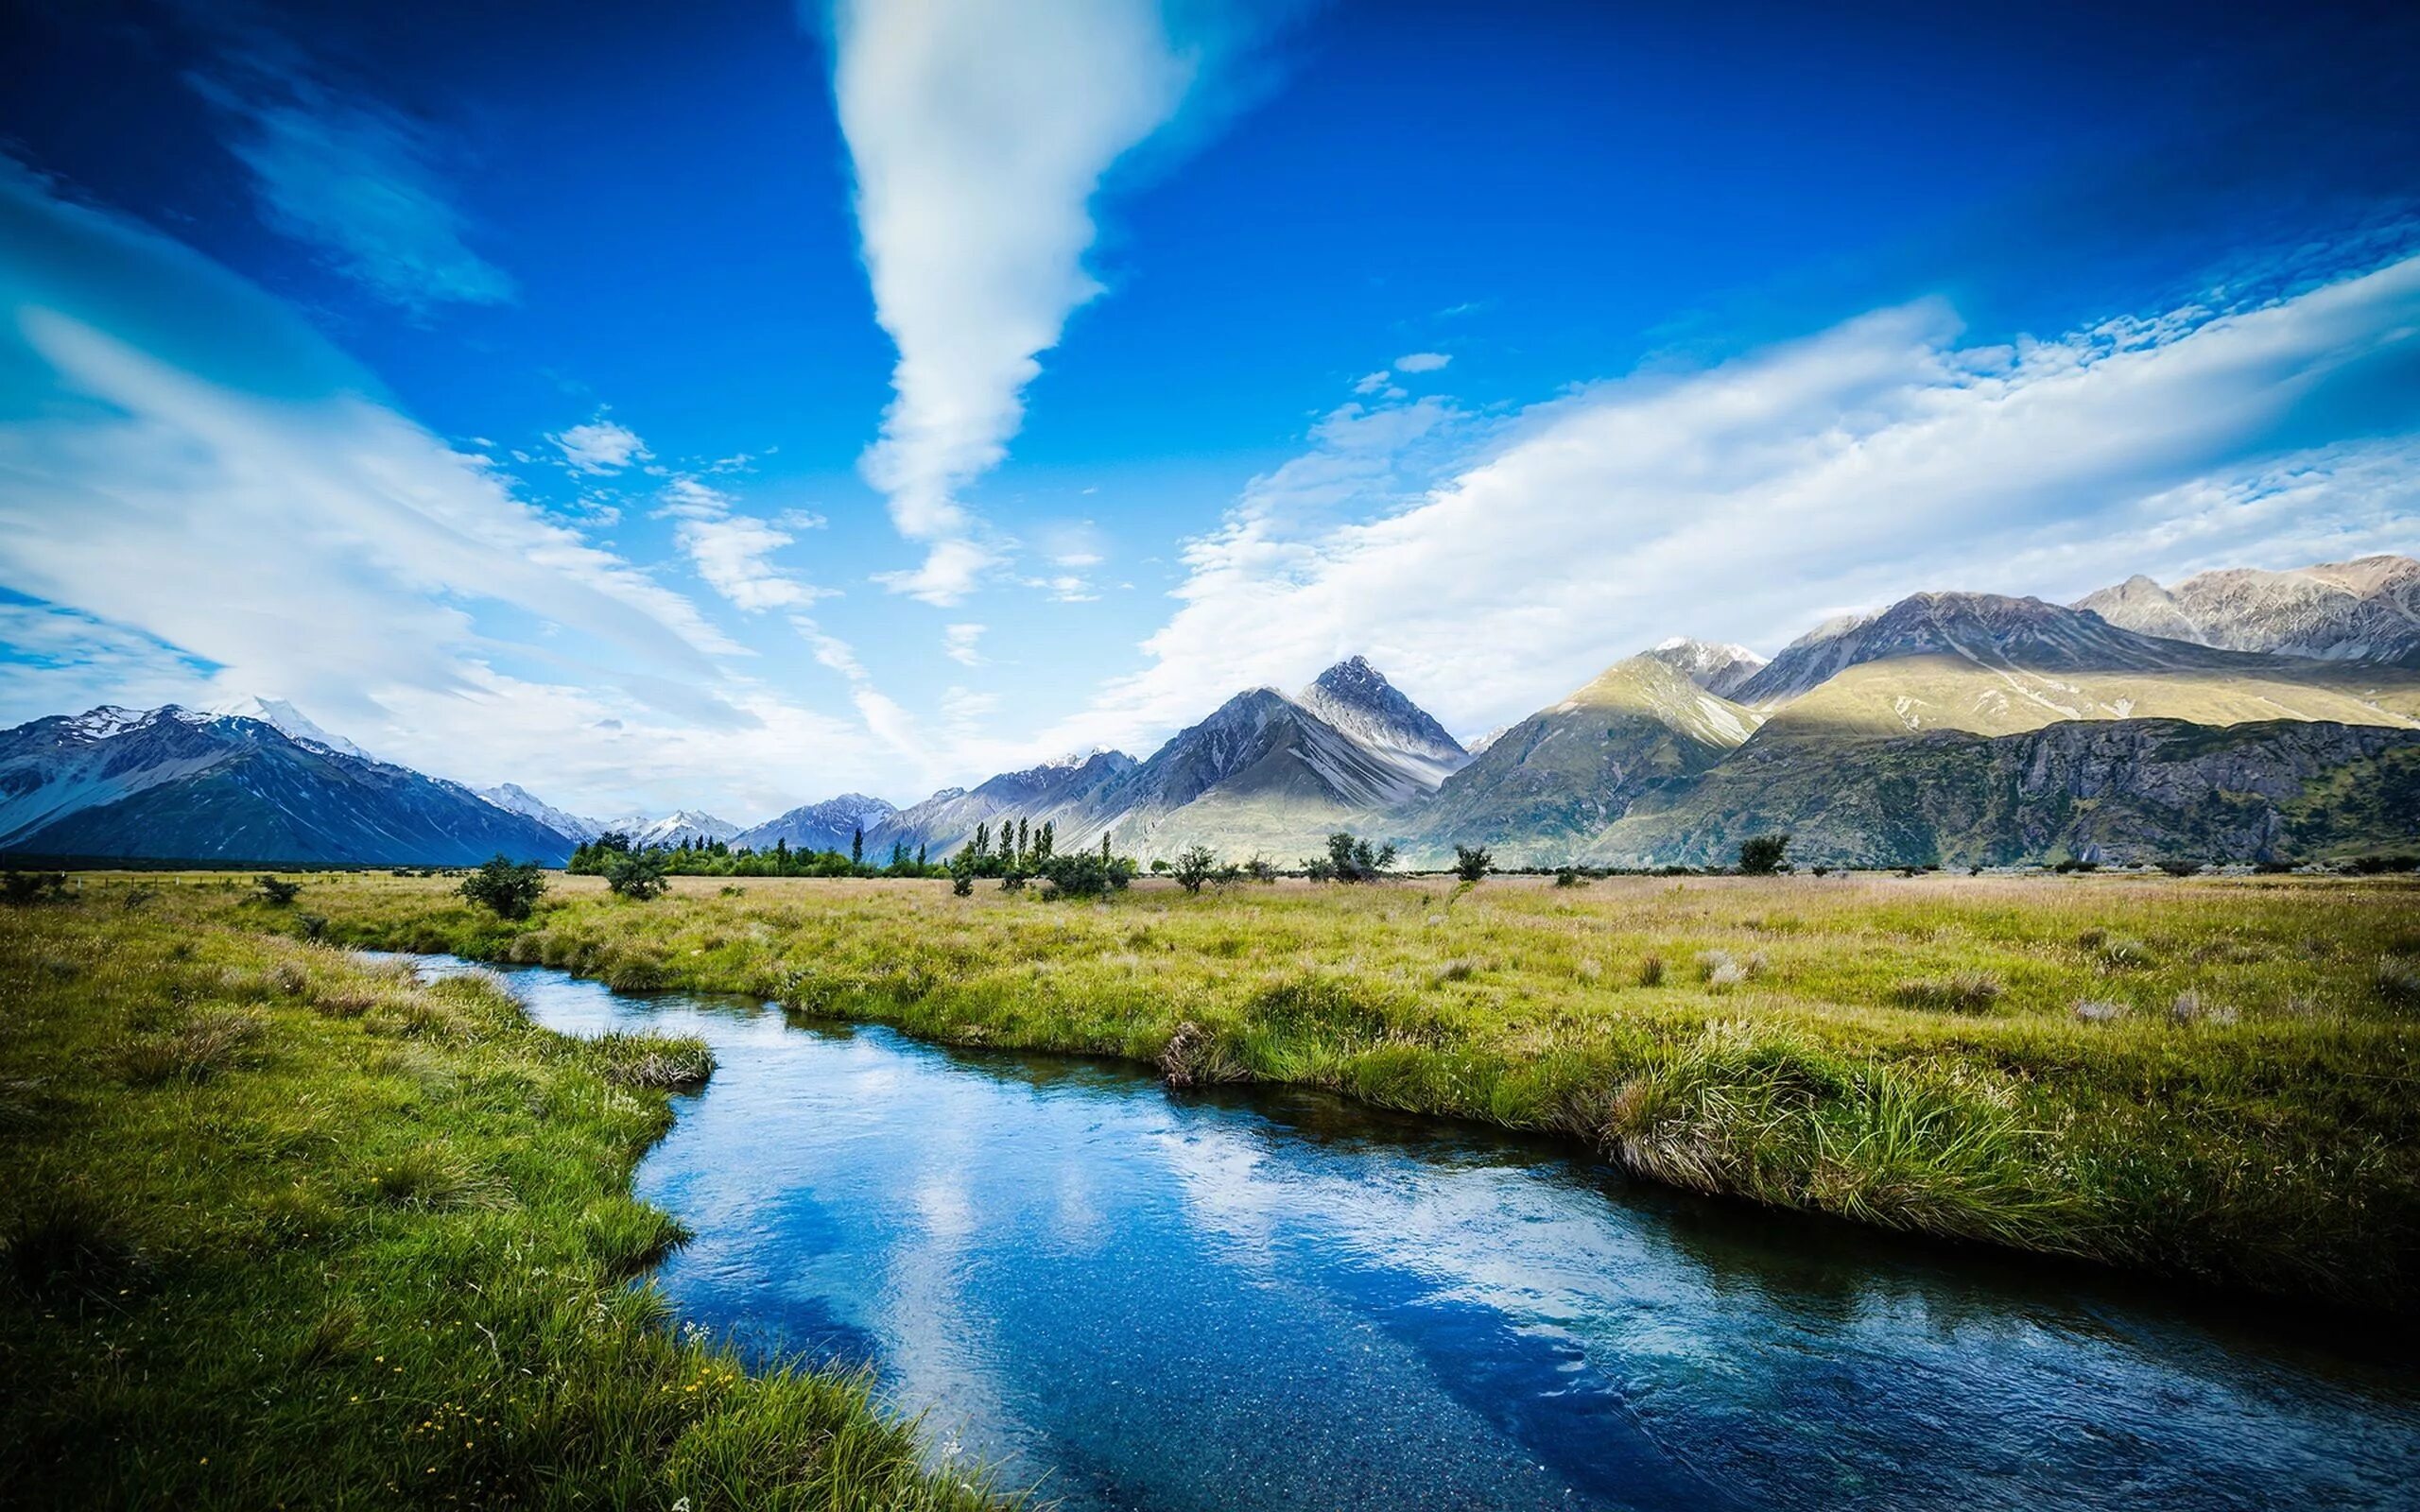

[563,830,945,881]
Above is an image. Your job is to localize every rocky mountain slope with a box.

[1291,656,1468,785]
[1643,638,1769,699]
[1587,717,2420,868]
[2076,555,2420,666]
[0,706,570,865]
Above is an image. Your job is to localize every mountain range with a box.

[5,554,2415,869]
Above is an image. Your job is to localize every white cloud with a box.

[1031,256,2420,754]
[1393,351,1450,372]
[942,623,988,665]
[0,163,917,819]
[189,50,512,311]
[552,417,652,474]
[827,0,1203,604]
[1352,369,1393,395]
[653,476,826,612]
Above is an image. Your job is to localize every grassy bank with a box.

[0,893,1005,1508]
[198,866,2420,1316]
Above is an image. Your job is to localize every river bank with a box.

[0,892,1005,1507]
[223,867,2420,1314]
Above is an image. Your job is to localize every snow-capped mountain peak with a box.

[208,696,372,761]
[475,782,603,843]
[1643,638,1770,699]
[602,809,741,847]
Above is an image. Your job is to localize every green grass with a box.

[0,893,1007,1509]
[215,865,2420,1315]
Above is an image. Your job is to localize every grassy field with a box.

[0,891,1005,1508]
[196,864,2420,1316]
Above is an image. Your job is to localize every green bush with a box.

[460,854,549,919]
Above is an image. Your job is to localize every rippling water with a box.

[393,955,2420,1511]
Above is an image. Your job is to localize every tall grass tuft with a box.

[1891,971,2005,1013]
[118,1009,266,1086]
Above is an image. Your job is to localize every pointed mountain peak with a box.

[1643,638,1769,699]
[1295,656,1465,765]
[209,695,372,761]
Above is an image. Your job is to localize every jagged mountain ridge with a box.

[0,706,570,865]
[10,556,2420,870]
[2076,555,2420,666]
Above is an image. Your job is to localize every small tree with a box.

[604,850,668,901]
[1451,845,1493,884]
[460,854,547,919]
[850,827,864,867]
[255,875,302,906]
[1172,844,1217,894]
[1322,832,1397,884]
[1737,833,1790,876]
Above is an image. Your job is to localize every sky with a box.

[1,0,2415,822]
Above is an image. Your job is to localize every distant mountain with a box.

[736,793,900,854]
[1092,680,1436,859]
[0,705,570,865]
[866,751,1134,857]
[1292,656,1467,785]
[1729,592,2242,708]
[477,782,602,843]
[1405,655,1761,865]
[602,810,740,848]
[1643,638,1769,699]
[2076,556,2420,666]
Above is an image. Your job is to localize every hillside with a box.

[1403,655,1760,866]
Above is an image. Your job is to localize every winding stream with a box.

[394,954,2420,1511]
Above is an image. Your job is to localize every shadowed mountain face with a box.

[2076,556,2420,667]
[0,706,571,865]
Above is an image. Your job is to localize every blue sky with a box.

[1,0,2415,819]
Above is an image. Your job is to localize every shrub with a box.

[950,870,974,897]
[296,913,329,941]
[1171,844,1218,894]
[1637,954,1667,988]
[1737,833,1789,875]
[1,871,69,905]
[2157,859,2204,878]
[1553,867,1588,887]
[1451,846,1493,884]
[603,851,668,902]
[1891,971,2005,1013]
[461,854,549,919]
[255,875,302,906]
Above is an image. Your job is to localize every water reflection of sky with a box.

[394,956,2420,1512]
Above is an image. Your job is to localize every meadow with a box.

[0,887,1004,1508]
[95,866,2420,1313]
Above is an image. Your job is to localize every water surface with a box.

[396,954,2420,1511]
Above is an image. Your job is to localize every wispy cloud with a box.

[656,476,828,613]
[552,417,652,474]
[0,162,902,819]
[1036,255,2420,752]
[1393,351,1450,372]
[188,46,512,313]
[827,0,1252,604]
[942,623,987,665]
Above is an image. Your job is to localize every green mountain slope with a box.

[1400,656,1760,866]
